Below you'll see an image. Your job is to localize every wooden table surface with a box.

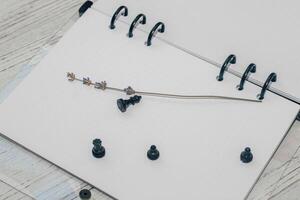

[0,0,299,199]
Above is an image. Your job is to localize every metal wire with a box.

[135,91,261,102]
[68,72,261,103]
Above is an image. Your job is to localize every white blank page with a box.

[0,9,298,200]
[93,0,300,103]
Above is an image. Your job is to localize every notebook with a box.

[0,2,299,200]
[93,0,300,104]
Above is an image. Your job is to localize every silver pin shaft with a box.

[67,72,262,103]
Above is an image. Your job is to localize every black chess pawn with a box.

[240,147,253,163]
[147,145,160,160]
[117,95,142,112]
[79,189,91,199]
[92,139,105,158]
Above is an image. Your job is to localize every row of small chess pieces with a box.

[91,138,253,163]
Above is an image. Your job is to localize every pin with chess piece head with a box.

[147,145,160,160]
[79,189,91,199]
[240,147,253,163]
[92,138,106,158]
[117,95,142,112]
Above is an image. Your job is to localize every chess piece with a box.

[147,145,160,160]
[92,139,105,158]
[79,189,91,199]
[117,95,142,112]
[240,147,253,163]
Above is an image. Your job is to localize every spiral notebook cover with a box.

[92,0,300,104]
[0,9,298,200]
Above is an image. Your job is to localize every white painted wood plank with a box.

[0,0,86,91]
[248,121,300,200]
[0,180,33,200]
[267,121,300,199]
[0,0,111,199]
[0,125,112,200]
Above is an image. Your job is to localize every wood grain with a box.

[0,0,299,199]
[0,0,111,199]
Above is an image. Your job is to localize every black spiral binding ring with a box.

[127,14,147,38]
[257,72,277,100]
[217,54,236,81]
[297,111,300,121]
[78,1,93,17]
[145,22,165,46]
[236,63,256,90]
[109,6,128,30]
